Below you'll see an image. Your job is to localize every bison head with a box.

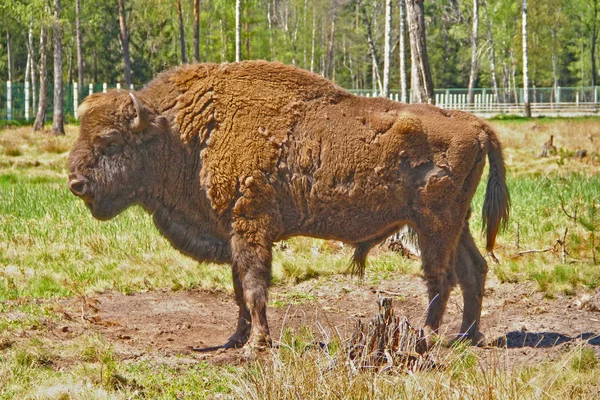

[68,91,159,220]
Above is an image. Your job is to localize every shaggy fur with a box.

[68,61,509,348]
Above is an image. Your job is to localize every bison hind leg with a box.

[453,222,488,346]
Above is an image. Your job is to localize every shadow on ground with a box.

[492,331,600,348]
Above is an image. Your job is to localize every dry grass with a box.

[491,117,600,176]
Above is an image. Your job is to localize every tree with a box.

[522,0,531,117]
[399,0,408,103]
[76,0,84,102]
[33,13,48,132]
[194,0,200,62]
[467,0,479,104]
[358,0,382,93]
[176,0,187,64]
[406,0,435,104]
[235,0,241,61]
[382,0,391,97]
[52,0,65,135]
[118,0,132,86]
[482,0,500,104]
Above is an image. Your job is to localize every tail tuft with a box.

[482,130,510,253]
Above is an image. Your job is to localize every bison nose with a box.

[68,174,91,198]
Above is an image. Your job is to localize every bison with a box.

[68,61,509,350]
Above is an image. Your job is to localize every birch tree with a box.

[52,0,64,135]
[75,0,83,101]
[406,0,435,104]
[118,0,132,86]
[522,0,531,117]
[358,0,382,94]
[482,0,500,104]
[382,0,392,97]
[467,0,479,104]
[33,17,48,132]
[399,0,408,103]
[235,0,241,62]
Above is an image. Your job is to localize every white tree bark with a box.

[235,0,241,62]
[76,0,84,101]
[29,19,37,111]
[482,0,500,104]
[383,0,392,97]
[522,0,531,116]
[33,20,48,132]
[52,0,65,135]
[399,0,408,103]
[467,0,479,104]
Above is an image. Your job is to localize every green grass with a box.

[1,122,600,398]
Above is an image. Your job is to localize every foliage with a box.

[1,0,600,92]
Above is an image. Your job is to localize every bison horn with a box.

[129,93,149,133]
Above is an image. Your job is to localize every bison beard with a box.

[68,61,509,350]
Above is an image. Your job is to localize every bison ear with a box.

[129,93,149,133]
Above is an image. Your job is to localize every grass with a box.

[1,119,600,398]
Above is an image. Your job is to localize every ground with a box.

[7,272,599,368]
[1,117,600,398]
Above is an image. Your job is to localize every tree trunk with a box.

[406,0,435,104]
[399,0,408,103]
[194,0,200,62]
[29,19,37,112]
[358,0,382,94]
[245,5,250,59]
[522,0,531,117]
[52,0,65,135]
[467,0,479,104]
[33,21,48,132]
[310,6,315,73]
[6,30,12,82]
[118,0,132,86]
[382,0,392,97]
[324,12,337,79]
[176,0,187,64]
[267,1,274,60]
[482,0,500,104]
[551,28,559,102]
[591,0,598,87]
[235,0,241,62]
[76,0,84,101]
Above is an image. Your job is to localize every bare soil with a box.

[24,272,598,367]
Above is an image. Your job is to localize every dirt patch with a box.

[6,274,600,367]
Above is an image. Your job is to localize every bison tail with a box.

[482,128,510,255]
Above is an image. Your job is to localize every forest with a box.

[1,0,599,93]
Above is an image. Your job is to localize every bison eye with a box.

[104,143,124,156]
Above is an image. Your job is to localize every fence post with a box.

[25,81,30,121]
[6,81,12,121]
[595,86,598,104]
[103,83,107,93]
[89,83,93,96]
[73,82,79,119]
[557,86,561,103]
[130,84,134,91]
[116,83,121,90]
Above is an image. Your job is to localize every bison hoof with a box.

[450,331,486,347]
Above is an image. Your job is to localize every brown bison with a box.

[68,61,509,350]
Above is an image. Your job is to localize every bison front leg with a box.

[454,223,488,345]
[224,265,252,348]
[230,233,273,350]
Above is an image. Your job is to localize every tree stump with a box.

[347,297,436,372]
